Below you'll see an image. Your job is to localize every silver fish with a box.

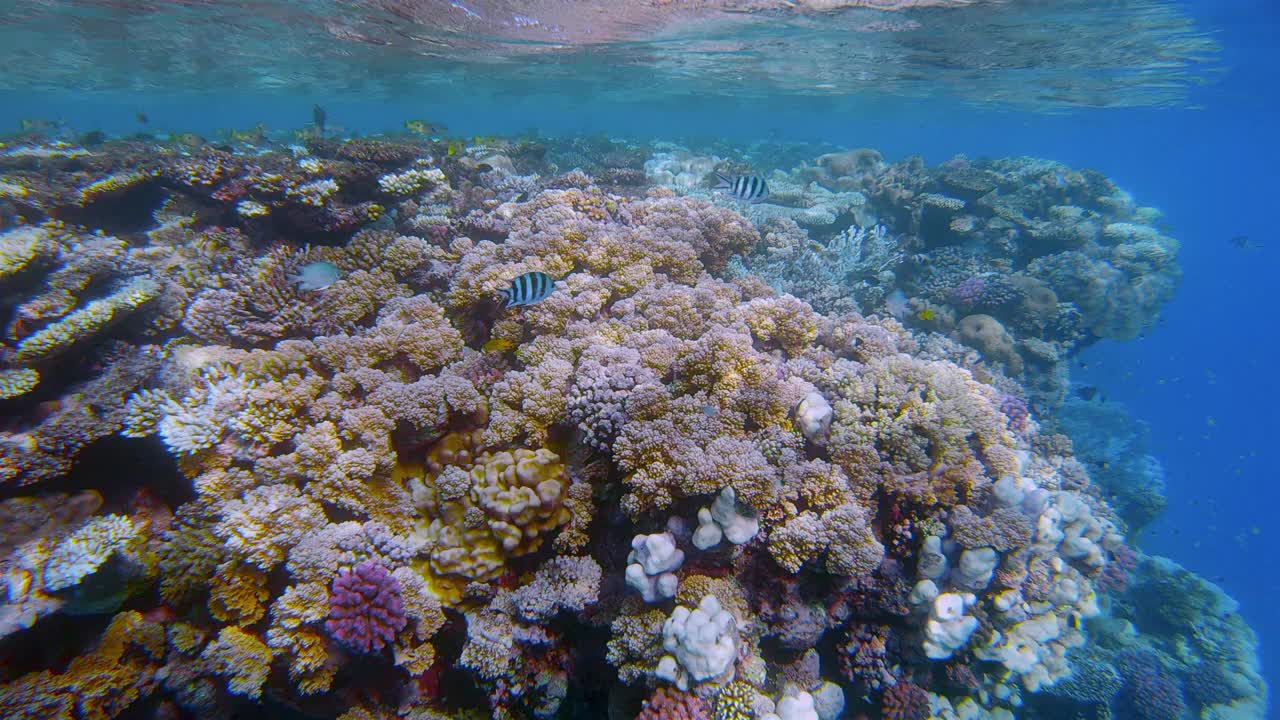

[498,271,555,308]
[715,173,769,203]
[288,261,342,291]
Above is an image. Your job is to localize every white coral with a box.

[42,514,136,591]
[657,594,738,690]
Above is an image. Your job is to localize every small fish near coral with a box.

[405,119,448,137]
[288,261,343,291]
[714,172,770,203]
[498,271,556,308]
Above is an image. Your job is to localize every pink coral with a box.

[325,560,408,654]
[635,687,710,720]
[881,681,929,720]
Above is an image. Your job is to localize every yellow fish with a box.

[226,123,266,143]
[918,308,935,321]
[405,119,447,136]
[483,336,516,353]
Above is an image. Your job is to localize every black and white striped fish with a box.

[498,271,556,308]
[715,173,769,203]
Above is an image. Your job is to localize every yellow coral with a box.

[0,225,51,279]
[0,367,39,399]
[0,611,164,720]
[714,680,757,720]
[417,446,571,587]
[14,277,161,363]
[201,626,274,698]
[209,561,271,624]
[267,626,336,694]
[470,448,571,555]
[77,170,156,205]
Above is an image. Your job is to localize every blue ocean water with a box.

[0,0,1275,718]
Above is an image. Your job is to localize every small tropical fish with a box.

[483,336,516,353]
[312,104,327,136]
[498,271,555,308]
[1230,234,1263,250]
[884,289,909,319]
[19,118,63,133]
[225,124,266,144]
[917,308,935,321]
[405,119,447,136]
[136,112,149,124]
[288,261,342,291]
[1074,385,1099,401]
[174,132,205,149]
[714,173,769,203]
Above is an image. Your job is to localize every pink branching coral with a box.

[325,560,408,654]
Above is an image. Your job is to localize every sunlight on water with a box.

[0,0,1220,108]
[0,1,1273,720]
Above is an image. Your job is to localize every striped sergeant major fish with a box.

[715,173,769,203]
[498,271,556,308]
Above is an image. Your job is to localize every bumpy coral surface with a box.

[0,132,1263,720]
[326,560,409,654]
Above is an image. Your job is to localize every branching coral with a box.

[0,134,1238,720]
[0,611,164,720]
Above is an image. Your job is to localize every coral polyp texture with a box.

[0,132,1265,720]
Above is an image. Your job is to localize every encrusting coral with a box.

[0,132,1261,720]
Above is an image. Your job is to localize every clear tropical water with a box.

[0,1,1274,719]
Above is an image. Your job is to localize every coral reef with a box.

[0,132,1263,720]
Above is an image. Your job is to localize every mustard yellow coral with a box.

[209,561,271,624]
[0,611,164,720]
[14,277,161,363]
[0,367,39,399]
[201,626,274,698]
[413,443,572,588]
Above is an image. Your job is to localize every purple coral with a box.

[567,345,655,451]
[838,623,898,691]
[999,394,1030,431]
[325,560,407,654]
[1121,671,1186,720]
[1116,651,1185,720]
[950,276,986,307]
[1097,543,1138,594]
